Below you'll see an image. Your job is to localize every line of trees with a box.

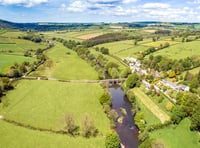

[143,55,200,75]
[55,38,122,79]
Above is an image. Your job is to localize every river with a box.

[109,86,139,148]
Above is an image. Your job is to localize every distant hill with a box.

[0,19,94,31]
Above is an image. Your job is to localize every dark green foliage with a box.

[135,111,146,132]
[190,110,200,130]
[105,131,120,148]
[120,68,131,78]
[171,106,186,124]
[85,33,130,47]
[99,92,111,105]
[126,73,140,88]
[126,90,136,103]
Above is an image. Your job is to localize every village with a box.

[124,57,190,103]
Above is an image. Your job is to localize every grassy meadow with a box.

[150,41,200,59]
[0,80,110,134]
[32,42,98,80]
[150,118,200,148]
[0,38,47,55]
[141,40,180,48]
[0,54,35,73]
[0,120,105,148]
[133,87,170,123]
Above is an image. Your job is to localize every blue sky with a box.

[1,0,200,22]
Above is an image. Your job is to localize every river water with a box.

[109,86,139,148]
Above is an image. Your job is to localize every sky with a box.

[1,0,200,23]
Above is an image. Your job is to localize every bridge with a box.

[11,76,126,86]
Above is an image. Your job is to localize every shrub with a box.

[105,131,120,148]
[81,114,98,137]
[99,92,111,105]
[64,113,79,136]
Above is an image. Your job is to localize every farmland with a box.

[150,41,200,59]
[0,22,200,148]
[0,120,105,148]
[40,30,108,41]
[133,88,170,123]
[0,80,110,134]
[32,42,98,80]
[0,54,35,73]
[149,118,200,148]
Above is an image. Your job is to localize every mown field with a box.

[133,87,170,123]
[0,54,35,73]
[32,42,98,80]
[0,80,110,134]
[151,41,200,59]
[0,120,105,148]
[150,118,200,148]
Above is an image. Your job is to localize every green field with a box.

[141,40,180,48]
[151,41,200,59]
[95,40,148,58]
[0,38,46,54]
[0,80,110,134]
[0,31,26,38]
[150,118,200,148]
[133,88,170,123]
[32,42,98,79]
[181,67,200,77]
[0,120,105,148]
[0,54,35,73]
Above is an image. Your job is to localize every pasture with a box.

[0,80,110,135]
[0,120,105,148]
[141,40,180,48]
[151,41,200,59]
[32,42,98,80]
[0,54,35,73]
[150,118,200,148]
[133,87,170,123]
[0,38,47,55]
[95,40,148,58]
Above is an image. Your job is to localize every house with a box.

[160,79,190,92]
[178,84,190,92]
[142,80,151,89]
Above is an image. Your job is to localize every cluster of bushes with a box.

[63,113,98,137]
[171,92,200,130]
[105,131,120,148]
[95,47,109,55]
[99,92,120,128]
[18,33,42,43]
[0,77,13,98]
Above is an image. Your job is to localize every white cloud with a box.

[67,1,89,12]
[0,0,49,7]
[122,0,138,4]
[142,3,170,9]
[189,0,200,4]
